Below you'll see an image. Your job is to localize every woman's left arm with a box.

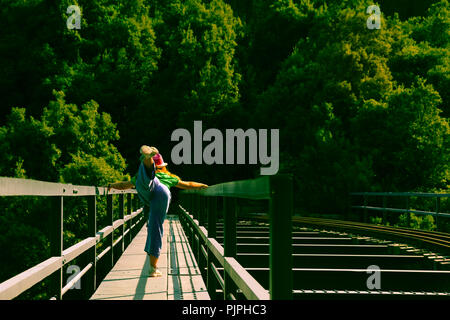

[108,181,135,191]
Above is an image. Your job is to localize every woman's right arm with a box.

[175,180,208,190]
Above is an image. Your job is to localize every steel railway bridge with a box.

[0,176,450,300]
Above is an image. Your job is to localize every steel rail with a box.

[241,214,450,253]
[293,217,450,248]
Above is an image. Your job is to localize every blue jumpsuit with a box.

[134,162,171,258]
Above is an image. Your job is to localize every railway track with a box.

[206,217,450,299]
[244,214,450,257]
[293,216,450,253]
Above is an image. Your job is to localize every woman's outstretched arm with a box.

[108,181,135,191]
[175,180,208,190]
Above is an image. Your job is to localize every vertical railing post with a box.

[345,192,351,221]
[130,194,134,238]
[382,195,387,225]
[192,194,196,220]
[107,194,114,269]
[194,198,201,261]
[269,175,293,300]
[138,196,144,238]
[190,223,194,250]
[191,194,196,247]
[435,197,441,231]
[127,193,132,246]
[207,197,217,299]
[142,199,147,229]
[49,196,63,300]
[223,197,236,257]
[187,195,193,247]
[199,195,206,226]
[195,235,200,269]
[207,197,217,239]
[119,194,125,254]
[193,194,200,221]
[223,197,237,299]
[198,197,207,279]
[187,194,191,213]
[133,195,139,232]
[84,195,97,299]
[363,194,368,223]
[406,196,411,228]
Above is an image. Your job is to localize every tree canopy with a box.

[0,0,449,298]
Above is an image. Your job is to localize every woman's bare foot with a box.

[140,145,158,159]
[149,265,162,277]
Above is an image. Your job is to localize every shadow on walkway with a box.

[133,243,150,300]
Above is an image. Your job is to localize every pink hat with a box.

[152,153,168,168]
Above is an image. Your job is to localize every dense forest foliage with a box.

[0,0,448,298]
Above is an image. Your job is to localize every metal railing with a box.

[350,192,450,230]
[178,174,293,300]
[0,177,145,300]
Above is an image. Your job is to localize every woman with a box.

[108,145,208,277]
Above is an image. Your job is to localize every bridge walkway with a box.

[90,215,209,300]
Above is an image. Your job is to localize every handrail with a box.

[350,191,450,231]
[0,177,145,300]
[182,176,271,199]
[0,177,134,196]
[351,192,450,198]
[179,174,293,300]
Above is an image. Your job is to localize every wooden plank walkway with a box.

[90,215,210,300]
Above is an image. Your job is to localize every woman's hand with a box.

[197,183,208,189]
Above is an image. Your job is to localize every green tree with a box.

[0,91,127,185]
[251,0,449,212]
[125,0,243,180]
[391,0,450,117]
[0,91,128,298]
[354,78,450,190]
[0,0,161,161]
[136,0,242,125]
